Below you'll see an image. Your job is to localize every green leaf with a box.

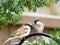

[0,0,59,29]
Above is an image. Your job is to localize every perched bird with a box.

[33,18,44,40]
[33,18,44,33]
[4,22,33,43]
[33,18,50,43]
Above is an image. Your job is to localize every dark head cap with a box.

[34,18,39,24]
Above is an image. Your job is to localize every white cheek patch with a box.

[37,21,42,24]
[37,21,44,26]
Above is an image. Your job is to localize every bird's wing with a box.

[10,26,24,37]
[14,26,27,36]
[4,25,30,43]
[11,25,30,37]
[15,25,30,38]
[11,31,17,36]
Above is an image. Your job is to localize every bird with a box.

[33,18,44,33]
[4,22,33,43]
[33,18,44,40]
[33,18,50,43]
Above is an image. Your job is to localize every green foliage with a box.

[25,39,59,45]
[0,0,23,29]
[50,28,60,45]
[0,0,59,29]
[25,28,60,45]
[50,28,60,39]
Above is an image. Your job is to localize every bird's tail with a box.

[4,36,19,43]
[4,38,12,43]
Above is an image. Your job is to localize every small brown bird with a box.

[4,22,33,43]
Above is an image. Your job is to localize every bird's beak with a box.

[29,25,33,28]
[25,23,33,28]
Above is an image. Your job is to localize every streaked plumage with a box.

[4,23,32,43]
